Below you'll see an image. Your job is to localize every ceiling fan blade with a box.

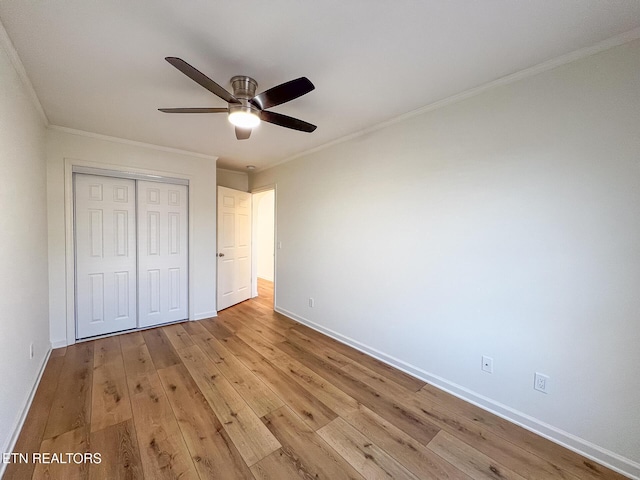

[165,57,239,104]
[158,107,228,113]
[235,127,251,140]
[260,110,316,132]
[251,77,315,110]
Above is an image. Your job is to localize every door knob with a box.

[218,253,225,257]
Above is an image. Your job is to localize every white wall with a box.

[251,40,640,476]
[47,129,218,346]
[0,30,49,463]
[217,168,249,191]
[255,190,275,281]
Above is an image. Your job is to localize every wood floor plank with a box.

[262,406,364,480]
[161,323,194,351]
[428,430,527,480]
[223,335,338,430]
[14,279,625,480]
[342,359,409,394]
[286,327,353,369]
[251,298,274,312]
[178,344,281,466]
[414,385,617,480]
[222,408,282,467]
[119,330,146,350]
[33,427,90,480]
[178,344,246,416]
[235,326,289,362]
[4,355,66,480]
[94,335,122,368]
[231,308,288,344]
[44,342,94,439]
[257,277,274,290]
[199,317,234,339]
[91,337,132,432]
[290,323,426,392]
[418,382,547,441]
[416,385,604,480]
[215,311,244,335]
[433,410,581,480]
[141,328,181,370]
[268,352,360,417]
[276,339,440,446]
[234,301,270,318]
[51,346,68,357]
[343,359,579,480]
[317,417,420,480]
[157,363,254,479]
[220,307,278,337]
[128,373,199,480]
[250,309,297,333]
[251,448,310,480]
[89,419,143,480]
[342,403,472,480]
[120,332,157,394]
[183,321,284,417]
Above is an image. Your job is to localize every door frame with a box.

[64,158,195,345]
[250,184,277,309]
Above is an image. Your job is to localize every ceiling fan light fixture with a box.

[160,59,316,138]
[228,105,260,129]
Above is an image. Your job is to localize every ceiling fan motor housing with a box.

[231,75,258,98]
[229,76,261,116]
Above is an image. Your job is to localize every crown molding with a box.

[48,125,219,161]
[260,26,640,173]
[0,18,49,126]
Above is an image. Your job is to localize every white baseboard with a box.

[0,344,52,479]
[192,311,218,321]
[275,306,640,480]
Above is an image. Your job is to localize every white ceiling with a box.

[1,1,639,170]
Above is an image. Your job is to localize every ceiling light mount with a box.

[230,75,258,99]
[228,75,261,128]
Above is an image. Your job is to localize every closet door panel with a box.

[138,181,188,327]
[75,174,137,338]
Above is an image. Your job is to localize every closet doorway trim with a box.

[72,165,189,185]
[64,158,195,346]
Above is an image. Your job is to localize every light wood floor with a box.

[5,279,627,479]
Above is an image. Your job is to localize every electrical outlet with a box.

[481,355,493,373]
[534,372,549,393]
[29,343,34,359]
[277,241,282,249]
[309,298,314,308]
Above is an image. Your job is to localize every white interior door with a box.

[217,186,252,310]
[75,174,137,338]
[138,181,189,328]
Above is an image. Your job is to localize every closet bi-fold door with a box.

[137,181,188,328]
[75,174,137,339]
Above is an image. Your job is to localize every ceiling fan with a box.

[159,57,317,140]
